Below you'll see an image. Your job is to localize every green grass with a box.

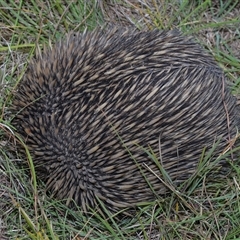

[1,0,240,239]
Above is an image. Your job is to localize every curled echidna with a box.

[12,28,239,212]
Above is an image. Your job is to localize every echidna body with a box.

[12,28,239,212]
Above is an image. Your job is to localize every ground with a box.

[0,0,240,239]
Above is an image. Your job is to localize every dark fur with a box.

[12,28,239,212]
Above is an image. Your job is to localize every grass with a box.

[1,0,240,239]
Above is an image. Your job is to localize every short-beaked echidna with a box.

[12,28,239,212]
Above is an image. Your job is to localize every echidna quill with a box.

[12,28,239,213]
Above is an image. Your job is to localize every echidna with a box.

[12,28,239,213]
